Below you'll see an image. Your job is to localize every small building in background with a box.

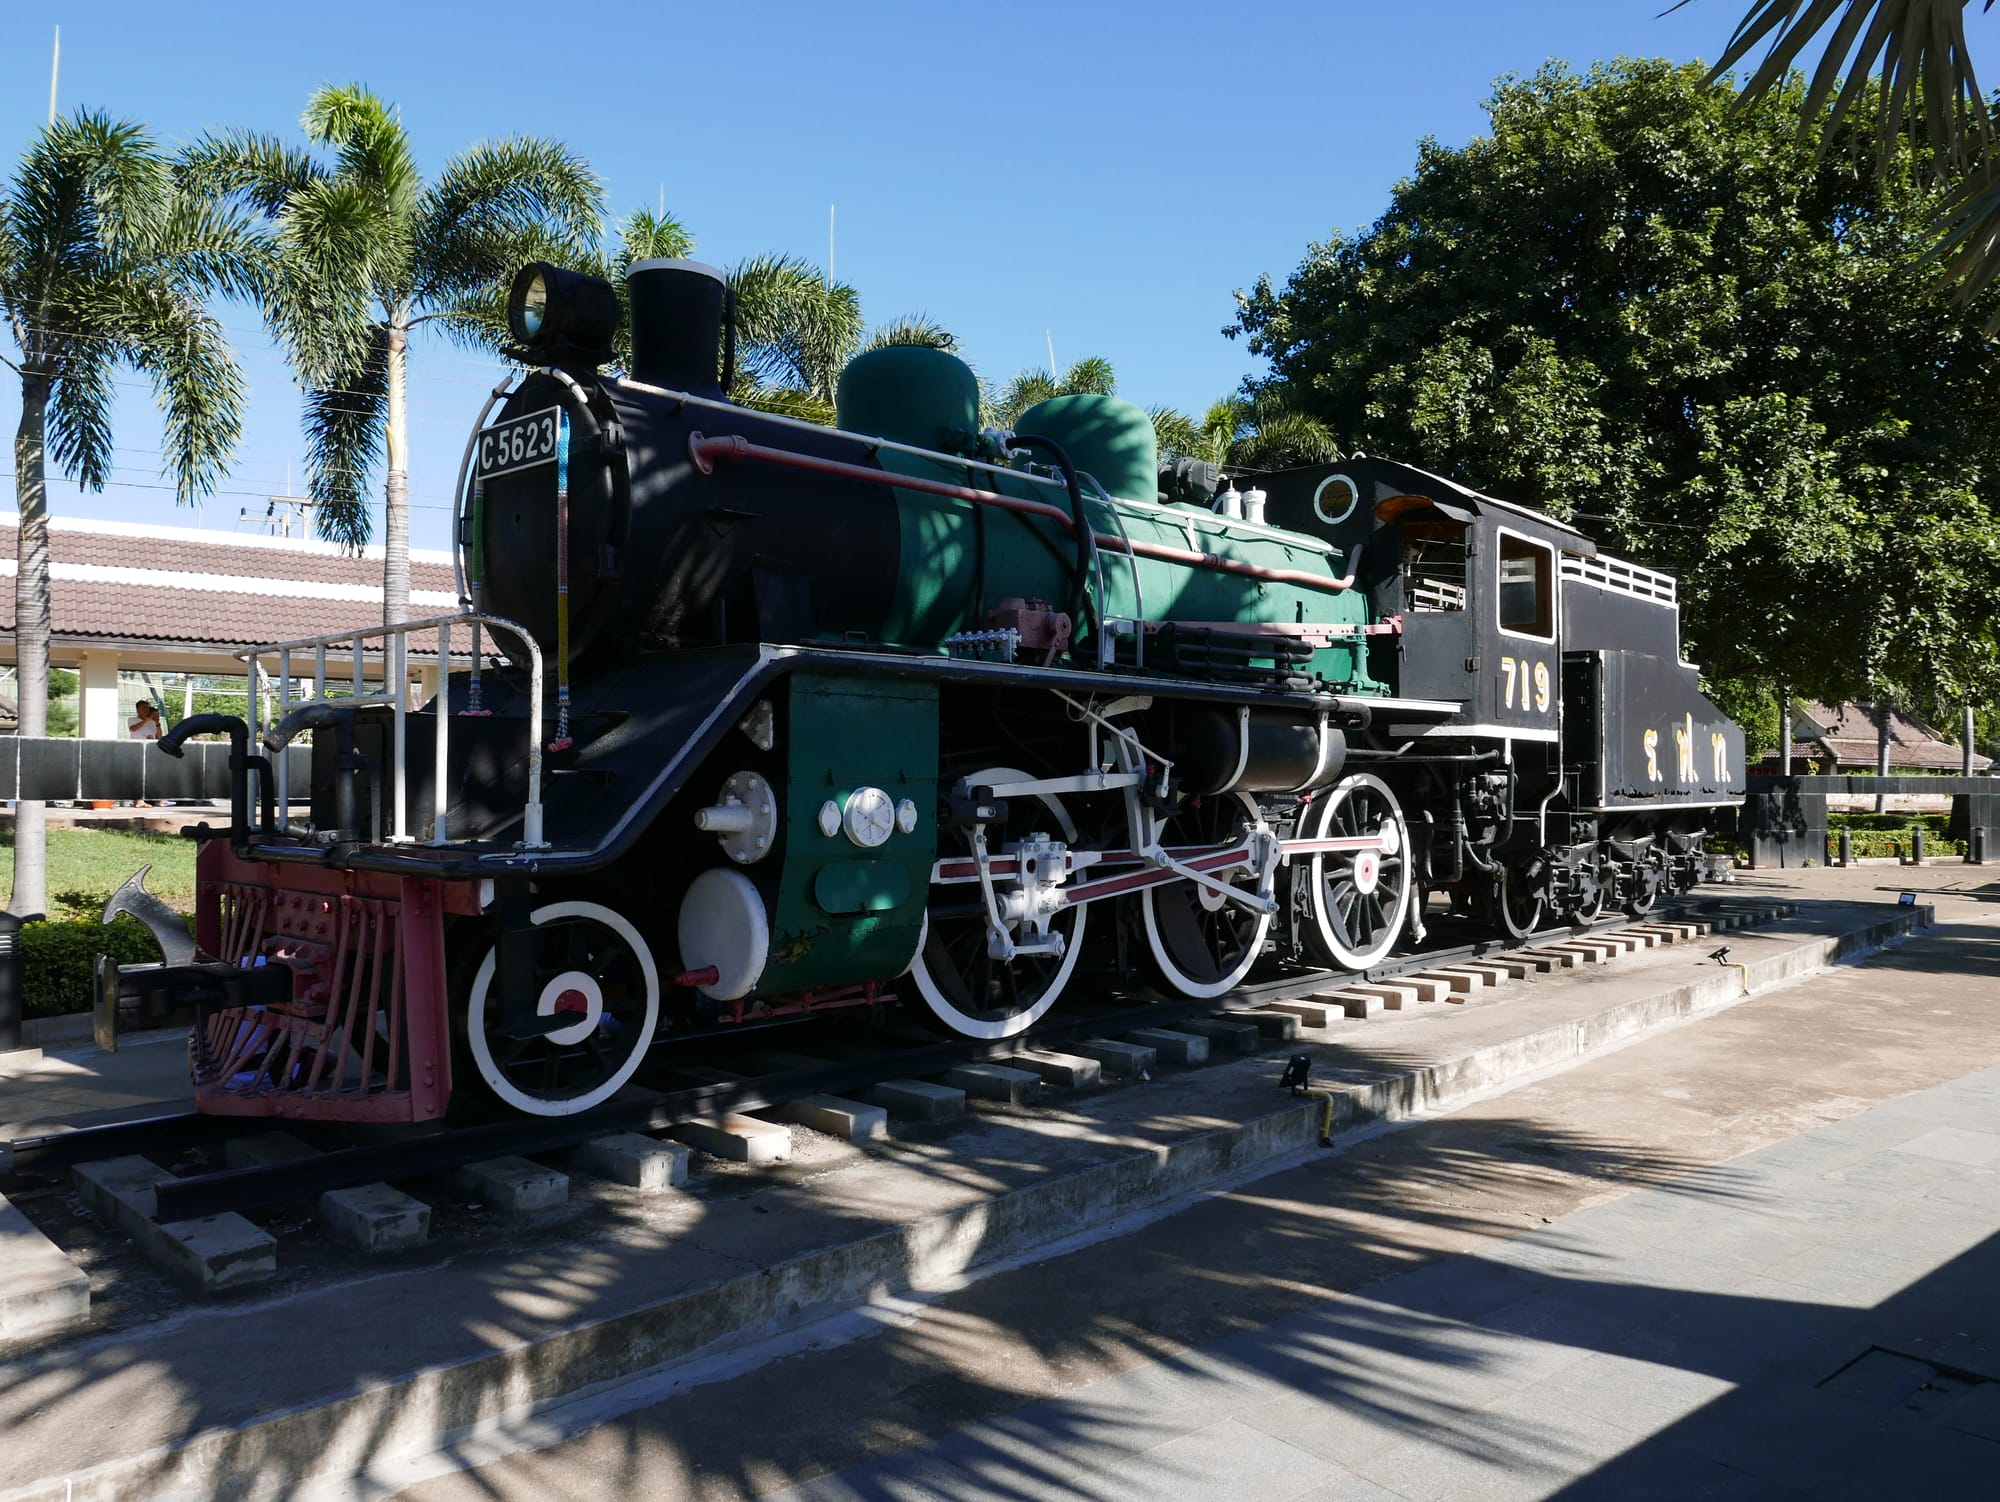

[1,513,465,740]
[1756,701,1990,776]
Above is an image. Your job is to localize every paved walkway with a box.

[388,895,2000,1502]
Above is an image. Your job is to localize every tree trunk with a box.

[10,373,52,917]
[1875,702,1891,815]
[381,319,410,627]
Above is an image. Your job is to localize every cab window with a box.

[1404,521,1469,613]
[1498,533,1554,639]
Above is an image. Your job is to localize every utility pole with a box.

[1046,330,1058,381]
[48,26,60,125]
[242,495,316,539]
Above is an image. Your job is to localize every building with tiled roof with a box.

[2,513,464,740]
[1759,701,1990,774]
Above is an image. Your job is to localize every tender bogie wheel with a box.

[909,766,1088,1039]
[1625,860,1664,917]
[1140,790,1273,999]
[463,898,661,1117]
[1303,773,1414,972]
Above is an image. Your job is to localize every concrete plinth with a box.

[1264,998,1342,1027]
[944,1063,1041,1104]
[770,1095,890,1144]
[670,1115,794,1164]
[1345,983,1422,1010]
[321,1184,431,1252]
[1177,1018,1261,1053]
[225,1131,430,1252]
[863,1079,966,1122]
[1071,1040,1156,1079]
[1011,1049,1104,1089]
[567,1133,691,1190]
[71,1156,275,1290]
[1125,1027,1210,1064]
[451,1156,570,1216]
[1222,1010,1301,1041]
[0,1192,89,1342]
[1315,990,1385,1020]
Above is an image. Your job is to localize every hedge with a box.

[17,916,166,1017]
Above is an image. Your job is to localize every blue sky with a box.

[0,1,1782,550]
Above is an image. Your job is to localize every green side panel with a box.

[1014,394,1158,506]
[760,673,937,994]
[835,346,981,453]
[813,860,910,913]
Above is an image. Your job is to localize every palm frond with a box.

[412,137,603,305]
[1060,355,1116,396]
[1149,404,1203,459]
[43,338,115,489]
[612,207,695,275]
[301,85,421,219]
[728,379,836,426]
[1676,0,1994,174]
[726,253,864,402]
[861,315,959,353]
[176,129,323,215]
[303,323,391,548]
[101,270,247,504]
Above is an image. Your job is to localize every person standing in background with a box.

[128,700,163,806]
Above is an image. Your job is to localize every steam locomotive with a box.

[153,258,1745,1121]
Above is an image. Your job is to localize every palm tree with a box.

[185,85,602,621]
[990,356,1118,428]
[1152,392,1343,471]
[1,112,259,915]
[720,253,957,425]
[1679,1,2000,301]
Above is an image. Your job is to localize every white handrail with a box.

[235,610,548,850]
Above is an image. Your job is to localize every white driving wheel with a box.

[1305,773,1414,971]
[909,766,1089,1039]
[1140,790,1274,999]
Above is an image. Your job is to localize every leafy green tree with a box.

[1230,59,2000,722]
[1,112,258,915]
[185,85,602,622]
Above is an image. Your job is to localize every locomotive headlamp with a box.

[507,261,619,368]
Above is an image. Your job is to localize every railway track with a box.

[2,893,1782,1227]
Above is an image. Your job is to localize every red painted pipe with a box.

[688,433,1356,595]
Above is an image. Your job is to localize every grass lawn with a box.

[0,826,200,920]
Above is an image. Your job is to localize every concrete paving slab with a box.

[1070,1039,1155,1079]
[944,1062,1042,1103]
[768,1095,890,1144]
[669,1115,793,1164]
[0,1192,89,1343]
[450,1156,570,1217]
[566,1133,691,1190]
[863,1078,966,1121]
[1125,1027,1210,1064]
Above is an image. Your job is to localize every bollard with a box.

[1973,826,1987,866]
[1912,826,1927,866]
[0,909,23,1053]
[1838,827,1852,867]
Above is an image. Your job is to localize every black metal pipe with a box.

[157,714,251,854]
[1009,432,1100,656]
